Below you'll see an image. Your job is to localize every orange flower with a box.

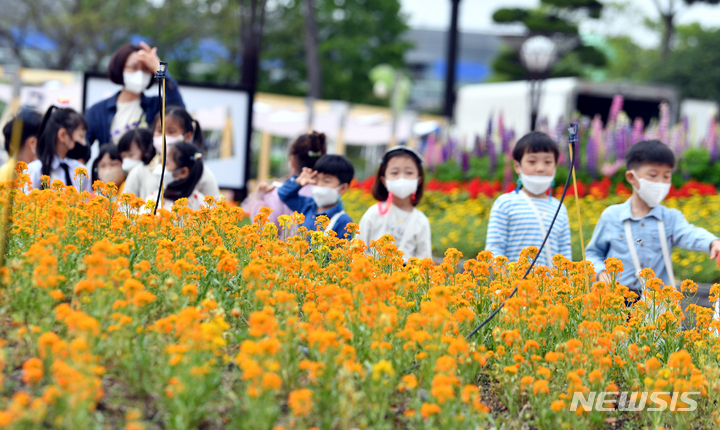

[22,358,43,385]
[288,389,313,417]
[420,402,441,419]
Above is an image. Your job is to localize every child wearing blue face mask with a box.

[486,131,572,266]
[277,154,354,239]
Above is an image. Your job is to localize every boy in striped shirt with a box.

[485,132,572,266]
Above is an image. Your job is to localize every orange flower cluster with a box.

[0,169,718,428]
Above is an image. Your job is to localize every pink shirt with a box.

[242,181,312,234]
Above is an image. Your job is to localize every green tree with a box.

[252,0,410,105]
[490,0,607,81]
[0,0,214,77]
[651,0,720,59]
[646,24,720,104]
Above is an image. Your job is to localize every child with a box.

[242,131,326,232]
[27,106,92,192]
[118,128,156,173]
[358,146,432,262]
[486,131,572,266]
[277,154,354,239]
[0,107,42,182]
[118,128,157,197]
[146,142,205,211]
[92,144,127,193]
[125,106,219,199]
[586,140,720,299]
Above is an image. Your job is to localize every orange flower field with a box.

[0,166,719,429]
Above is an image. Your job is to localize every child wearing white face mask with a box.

[486,132,572,266]
[145,142,205,211]
[122,107,220,200]
[358,146,432,262]
[242,132,326,236]
[277,154,354,239]
[586,140,720,302]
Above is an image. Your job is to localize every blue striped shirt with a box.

[485,190,572,265]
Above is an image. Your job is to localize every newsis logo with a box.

[570,391,700,412]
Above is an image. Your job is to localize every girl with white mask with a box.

[145,142,206,211]
[122,107,220,200]
[358,146,432,263]
[486,132,572,266]
[85,42,185,146]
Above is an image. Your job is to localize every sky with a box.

[399,0,720,48]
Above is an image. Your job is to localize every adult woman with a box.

[85,42,184,146]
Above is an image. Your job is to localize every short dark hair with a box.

[3,108,42,154]
[512,131,559,163]
[118,128,156,165]
[625,139,675,171]
[313,154,354,185]
[108,43,152,89]
[91,144,122,184]
[371,148,425,205]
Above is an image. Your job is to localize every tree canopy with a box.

[490,0,607,81]
[0,0,410,105]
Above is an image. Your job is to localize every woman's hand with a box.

[136,41,161,74]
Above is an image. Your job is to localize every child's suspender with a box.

[519,191,554,267]
[324,211,346,235]
[623,219,676,289]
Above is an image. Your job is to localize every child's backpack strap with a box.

[324,211,347,234]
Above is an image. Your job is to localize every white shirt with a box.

[110,99,145,144]
[358,202,432,262]
[27,156,92,193]
[123,157,221,200]
[146,190,206,212]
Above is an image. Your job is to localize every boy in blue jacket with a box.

[586,140,720,303]
[278,154,354,239]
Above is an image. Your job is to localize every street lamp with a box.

[520,35,557,131]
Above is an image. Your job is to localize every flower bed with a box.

[0,174,719,429]
[345,180,720,284]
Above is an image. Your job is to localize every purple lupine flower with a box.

[608,95,624,124]
[615,125,627,160]
[668,124,679,154]
[461,150,470,172]
[441,137,453,163]
[487,132,497,175]
[709,116,718,162]
[658,102,669,144]
[474,134,483,158]
[424,133,441,168]
[632,117,644,144]
[587,114,602,177]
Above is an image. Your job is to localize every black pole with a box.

[443,0,461,120]
[530,79,538,131]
